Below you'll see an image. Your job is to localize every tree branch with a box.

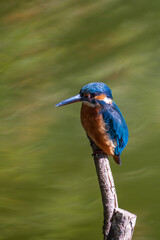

[89,139,137,240]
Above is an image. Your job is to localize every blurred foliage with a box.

[0,0,160,239]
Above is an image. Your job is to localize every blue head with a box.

[80,82,112,99]
[56,82,113,107]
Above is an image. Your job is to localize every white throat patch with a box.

[83,101,95,107]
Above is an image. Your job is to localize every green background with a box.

[0,0,160,239]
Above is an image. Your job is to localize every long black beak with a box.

[55,94,82,107]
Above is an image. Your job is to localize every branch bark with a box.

[89,140,137,240]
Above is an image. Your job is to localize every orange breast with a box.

[80,103,116,156]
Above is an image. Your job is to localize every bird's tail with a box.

[113,155,121,165]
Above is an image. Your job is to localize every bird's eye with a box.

[90,93,95,98]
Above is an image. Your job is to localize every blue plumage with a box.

[80,82,128,160]
[56,82,129,165]
[100,101,128,157]
[80,82,113,99]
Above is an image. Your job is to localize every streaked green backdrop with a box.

[0,0,160,239]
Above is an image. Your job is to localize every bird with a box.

[55,82,129,165]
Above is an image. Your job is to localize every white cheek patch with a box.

[103,97,112,104]
[83,96,112,107]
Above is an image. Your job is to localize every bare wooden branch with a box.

[89,139,137,240]
[109,208,137,240]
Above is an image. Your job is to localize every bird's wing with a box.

[101,101,129,156]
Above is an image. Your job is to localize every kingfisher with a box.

[56,82,128,165]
